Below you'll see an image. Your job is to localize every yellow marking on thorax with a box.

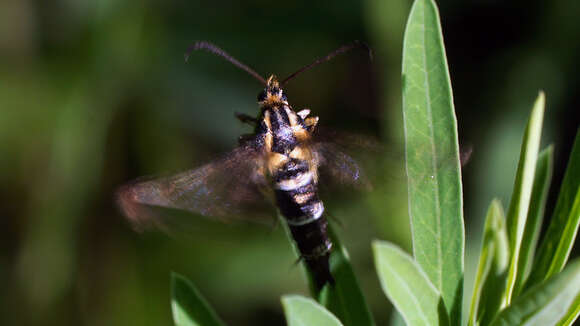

[285,107,298,127]
[289,146,311,161]
[289,146,319,184]
[263,110,273,151]
[267,152,289,176]
[293,128,310,142]
[305,116,319,129]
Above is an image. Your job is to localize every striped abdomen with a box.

[272,153,334,289]
[261,104,334,289]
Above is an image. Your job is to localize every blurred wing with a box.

[312,129,471,191]
[117,143,274,231]
[312,142,372,191]
[313,127,384,153]
[312,128,405,189]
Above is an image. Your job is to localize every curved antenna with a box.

[281,40,373,86]
[185,41,267,85]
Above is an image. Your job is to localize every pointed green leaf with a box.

[401,0,464,322]
[527,128,580,287]
[282,295,344,326]
[469,199,509,326]
[171,273,226,326]
[490,259,580,326]
[373,241,449,326]
[281,217,374,326]
[503,92,545,305]
[514,146,553,295]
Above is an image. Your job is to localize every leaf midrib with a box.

[381,257,431,325]
[419,2,444,293]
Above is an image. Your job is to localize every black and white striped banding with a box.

[257,76,333,289]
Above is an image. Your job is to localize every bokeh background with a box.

[1,0,578,325]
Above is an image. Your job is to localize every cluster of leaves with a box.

[169,0,580,325]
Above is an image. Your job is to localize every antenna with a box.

[281,40,373,86]
[185,41,267,85]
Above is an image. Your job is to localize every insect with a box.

[117,41,372,289]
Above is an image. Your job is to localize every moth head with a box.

[258,75,288,106]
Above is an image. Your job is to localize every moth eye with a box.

[280,91,288,102]
[257,91,267,102]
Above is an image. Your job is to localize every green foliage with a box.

[513,146,553,295]
[401,0,464,323]
[468,200,509,326]
[490,259,580,326]
[282,295,343,326]
[166,1,580,325]
[384,82,578,325]
[502,93,545,305]
[373,241,449,326]
[317,226,375,326]
[171,273,226,326]
[526,130,580,286]
[371,1,580,326]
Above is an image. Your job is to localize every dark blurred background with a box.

[1,0,578,325]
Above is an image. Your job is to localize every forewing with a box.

[117,144,274,231]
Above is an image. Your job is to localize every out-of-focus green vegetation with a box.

[0,0,577,325]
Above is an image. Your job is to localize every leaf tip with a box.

[534,90,546,113]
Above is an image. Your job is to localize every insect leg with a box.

[235,112,258,125]
[297,109,311,119]
[238,133,256,145]
[304,116,319,132]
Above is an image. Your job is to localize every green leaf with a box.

[373,241,449,326]
[317,226,375,326]
[527,128,580,287]
[282,295,344,326]
[280,217,375,326]
[390,309,407,326]
[502,92,545,305]
[490,259,580,326]
[171,273,226,326]
[513,146,554,295]
[468,199,509,326]
[401,0,464,322]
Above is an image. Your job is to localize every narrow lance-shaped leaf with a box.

[373,241,449,326]
[527,128,580,287]
[402,0,464,322]
[282,295,344,326]
[490,259,580,326]
[171,273,226,326]
[558,195,580,325]
[502,92,545,305]
[468,199,509,326]
[513,146,553,295]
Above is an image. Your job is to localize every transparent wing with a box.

[311,127,408,191]
[313,127,385,153]
[117,142,274,231]
[312,142,373,191]
[311,129,470,193]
